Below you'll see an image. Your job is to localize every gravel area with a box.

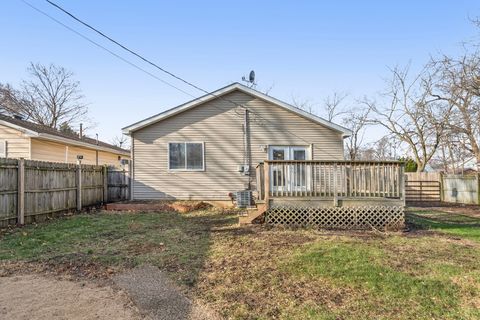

[114,265,219,320]
[0,274,145,320]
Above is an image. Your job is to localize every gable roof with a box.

[0,114,130,155]
[122,82,352,137]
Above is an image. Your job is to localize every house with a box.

[123,83,405,229]
[123,82,352,200]
[0,114,129,167]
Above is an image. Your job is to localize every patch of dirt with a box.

[105,200,216,214]
[0,257,123,282]
[0,274,146,320]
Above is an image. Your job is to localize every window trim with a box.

[0,140,7,158]
[168,141,205,172]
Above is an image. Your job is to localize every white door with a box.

[268,146,310,193]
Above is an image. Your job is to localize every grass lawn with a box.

[1,209,480,319]
[407,209,480,242]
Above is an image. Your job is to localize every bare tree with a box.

[430,52,480,169]
[367,65,450,172]
[0,84,27,115]
[323,92,349,121]
[357,136,401,161]
[0,63,88,129]
[111,135,130,149]
[291,94,317,114]
[342,105,371,160]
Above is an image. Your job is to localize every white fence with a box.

[443,175,479,204]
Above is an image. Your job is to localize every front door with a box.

[268,146,310,193]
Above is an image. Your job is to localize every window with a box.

[0,140,6,158]
[169,142,204,171]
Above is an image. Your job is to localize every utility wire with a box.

[45,0,215,97]
[21,0,197,98]
[43,0,271,115]
[30,0,342,152]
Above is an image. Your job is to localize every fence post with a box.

[264,161,270,210]
[477,173,480,205]
[440,172,445,202]
[17,158,25,225]
[103,165,108,204]
[129,160,133,201]
[123,168,127,200]
[76,163,82,211]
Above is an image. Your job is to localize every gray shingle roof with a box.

[0,114,129,153]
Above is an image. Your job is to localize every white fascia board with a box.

[0,120,39,137]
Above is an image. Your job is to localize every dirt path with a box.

[114,265,220,320]
[0,274,146,320]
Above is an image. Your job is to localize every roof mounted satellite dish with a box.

[249,70,255,83]
[242,70,257,88]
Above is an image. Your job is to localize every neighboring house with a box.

[0,114,130,166]
[123,82,351,201]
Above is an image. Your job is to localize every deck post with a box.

[399,163,405,205]
[17,158,25,225]
[333,162,338,206]
[264,161,270,210]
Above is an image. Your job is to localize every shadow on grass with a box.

[0,210,237,286]
[406,210,480,242]
[0,210,240,319]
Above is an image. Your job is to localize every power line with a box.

[29,0,342,152]
[21,0,197,98]
[45,0,215,97]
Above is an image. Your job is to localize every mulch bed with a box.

[105,200,214,213]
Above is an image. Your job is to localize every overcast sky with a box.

[2,0,479,143]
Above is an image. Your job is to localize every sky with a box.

[1,0,480,144]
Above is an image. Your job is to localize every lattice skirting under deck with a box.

[265,205,405,230]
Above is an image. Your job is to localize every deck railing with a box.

[256,160,405,204]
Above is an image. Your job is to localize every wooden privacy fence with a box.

[405,172,441,203]
[0,158,129,227]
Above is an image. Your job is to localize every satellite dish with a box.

[241,70,257,88]
[249,70,255,83]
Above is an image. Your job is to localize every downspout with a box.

[244,109,251,189]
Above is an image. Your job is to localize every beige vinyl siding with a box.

[31,139,68,163]
[0,124,31,159]
[98,151,122,166]
[31,138,126,166]
[66,145,97,165]
[133,90,344,200]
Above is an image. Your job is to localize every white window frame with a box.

[168,142,205,172]
[268,145,312,161]
[0,140,7,158]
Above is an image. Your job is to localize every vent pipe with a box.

[79,123,83,139]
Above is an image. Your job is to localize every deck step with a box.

[239,204,267,225]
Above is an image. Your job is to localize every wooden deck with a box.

[241,160,405,229]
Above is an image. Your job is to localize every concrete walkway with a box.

[114,265,219,320]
